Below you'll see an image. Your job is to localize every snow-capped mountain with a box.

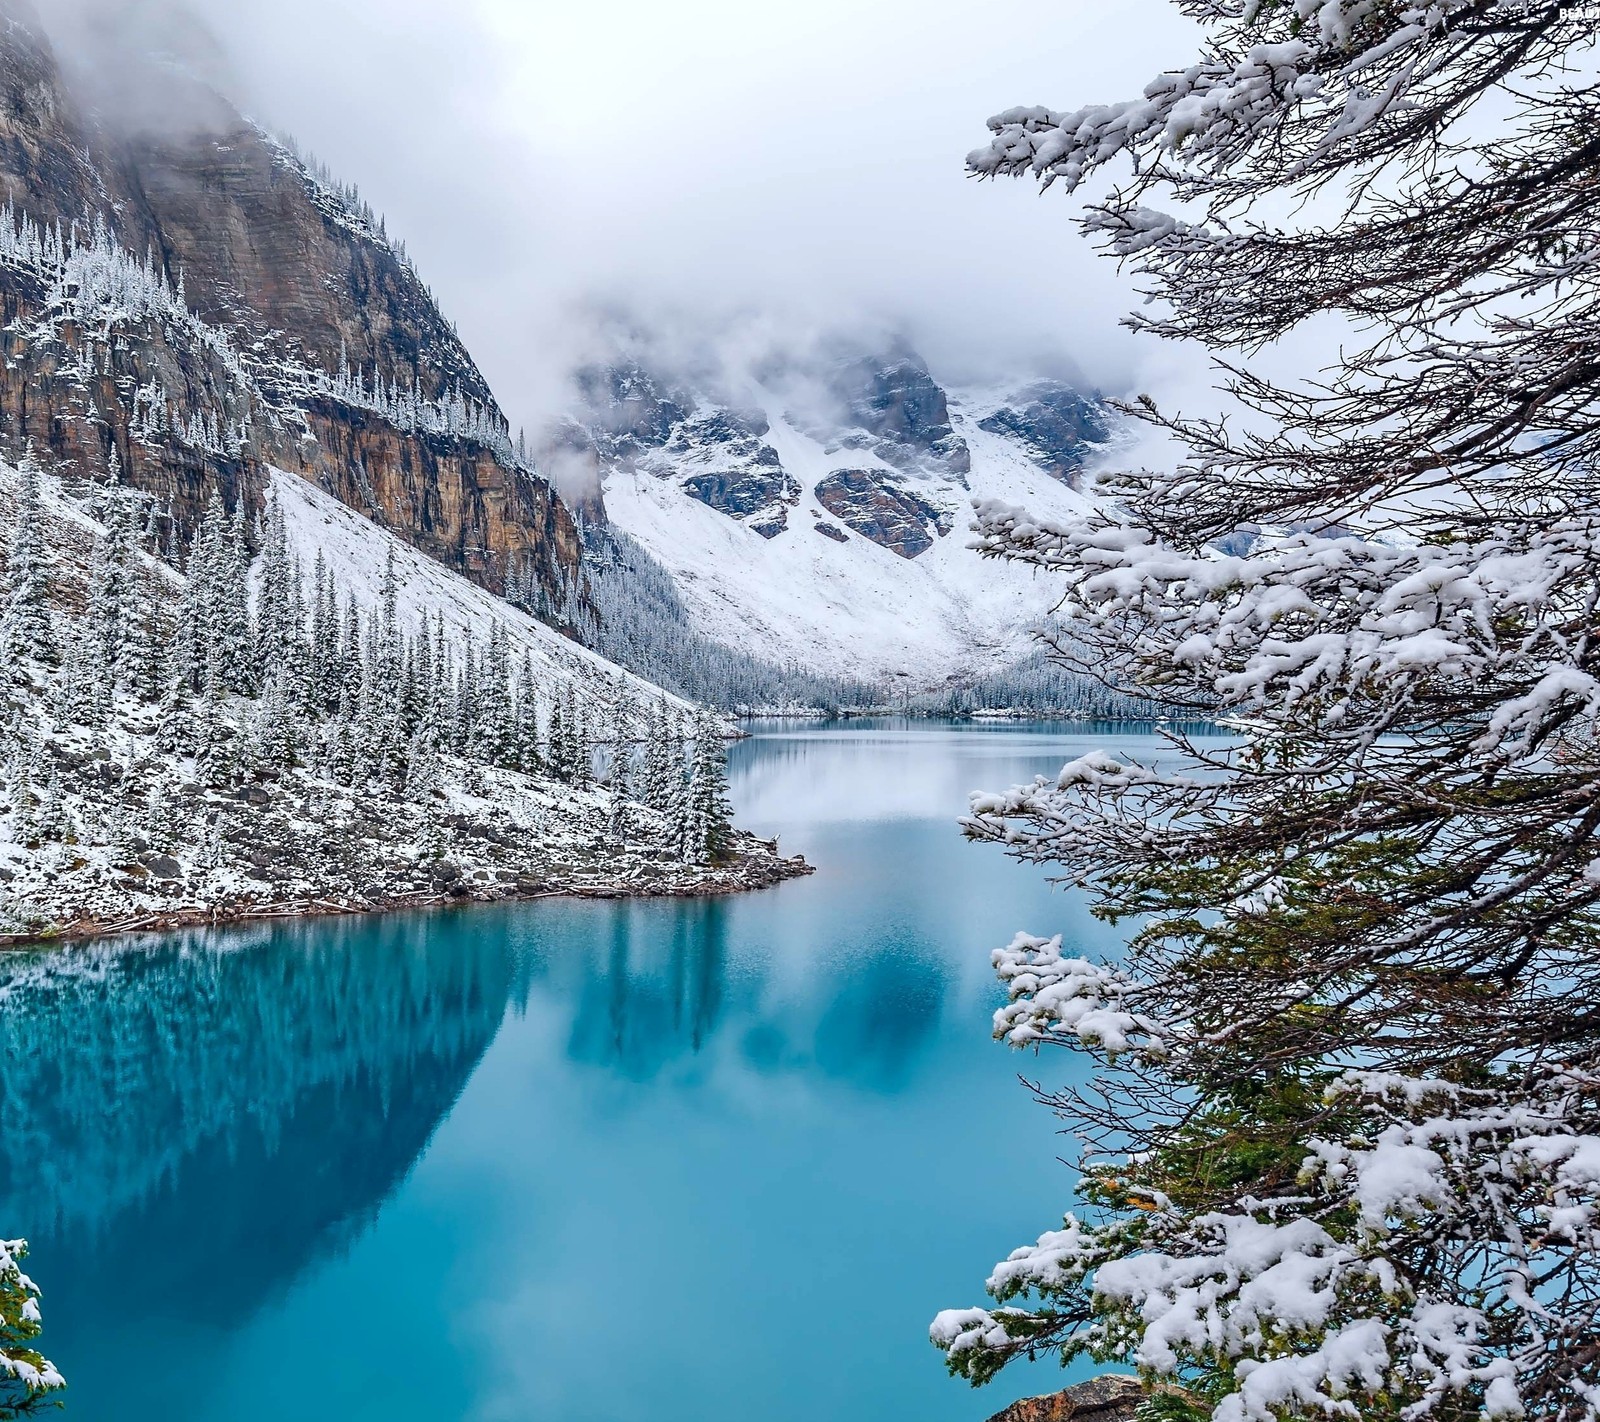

[558,338,1114,690]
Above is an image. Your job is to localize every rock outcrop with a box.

[978,381,1110,488]
[984,1376,1144,1422]
[672,413,798,537]
[568,364,799,537]
[814,466,953,559]
[0,0,581,605]
[825,348,971,478]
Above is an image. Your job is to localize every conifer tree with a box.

[143,784,176,855]
[4,449,55,669]
[0,1237,64,1417]
[547,696,568,783]
[34,770,69,845]
[85,498,133,703]
[308,552,339,711]
[339,598,363,710]
[687,711,733,863]
[252,491,295,679]
[375,548,404,693]
[120,513,164,704]
[666,751,696,863]
[570,691,592,790]
[608,714,634,804]
[936,5,1600,1416]
[513,653,542,773]
[606,776,629,846]
[194,657,232,786]
[403,721,442,801]
[218,505,254,693]
[643,700,676,812]
[281,556,310,704]
[475,622,512,766]
[174,495,222,692]
[6,745,36,849]
[53,623,99,729]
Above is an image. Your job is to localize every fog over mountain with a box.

[34,0,1204,433]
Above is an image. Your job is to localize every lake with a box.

[0,720,1166,1422]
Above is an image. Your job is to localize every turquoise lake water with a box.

[0,720,1167,1422]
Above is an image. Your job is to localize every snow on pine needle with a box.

[0,1235,62,1416]
[934,1,1600,1418]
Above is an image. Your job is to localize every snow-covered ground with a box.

[601,393,1097,689]
[0,462,789,945]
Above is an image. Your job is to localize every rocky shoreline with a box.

[0,832,814,950]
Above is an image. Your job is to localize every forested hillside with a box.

[0,454,804,941]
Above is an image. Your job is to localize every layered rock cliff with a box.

[0,0,581,602]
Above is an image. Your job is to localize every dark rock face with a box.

[814,521,849,544]
[671,411,797,535]
[984,1376,1144,1422]
[978,381,1110,487]
[573,361,692,459]
[574,372,799,537]
[0,0,582,604]
[302,405,580,585]
[669,409,779,465]
[813,468,952,559]
[682,469,798,537]
[829,351,970,479]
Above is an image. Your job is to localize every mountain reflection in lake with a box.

[0,721,1168,1422]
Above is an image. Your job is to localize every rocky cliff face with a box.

[0,0,581,602]
[560,338,1107,562]
[813,467,953,559]
[566,361,799,538]
[822,349,971,480]
[978,382,1111,489]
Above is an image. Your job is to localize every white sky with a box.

[64,0,1208,425]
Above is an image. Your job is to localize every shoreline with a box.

[736,708,1178,723]
[0,842,815,953]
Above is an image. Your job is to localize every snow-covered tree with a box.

[546,694,568,783]
[643,700,679,813]
[666,752,695,863]
[85,500,130,702]
[3,451,55,669]
[685,711,732,863]
[0,1237,63,1417]
[513,653,542,774]
[569,694,593,790]
[253,491,297,679]
[934,6,1600,1420]
[403,721,442,800]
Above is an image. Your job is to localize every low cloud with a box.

[35,0,1208,429]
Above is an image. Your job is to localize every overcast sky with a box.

[57,0,1207,426]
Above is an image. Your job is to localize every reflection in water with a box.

[813,942,946,1091]
[0,722,1154,1422]
[560,900,732,1077]
[0,885,953,1362]
[0,916,519,1335]
[546,895,950,1092]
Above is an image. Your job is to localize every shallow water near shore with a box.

[0,719,1183,1422]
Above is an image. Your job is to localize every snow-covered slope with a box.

[271,469,694,720]
[0,460,791,945]
[564,345,1111,690]
[601,411,1093,687]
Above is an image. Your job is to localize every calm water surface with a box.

[0,720,1174,1422]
